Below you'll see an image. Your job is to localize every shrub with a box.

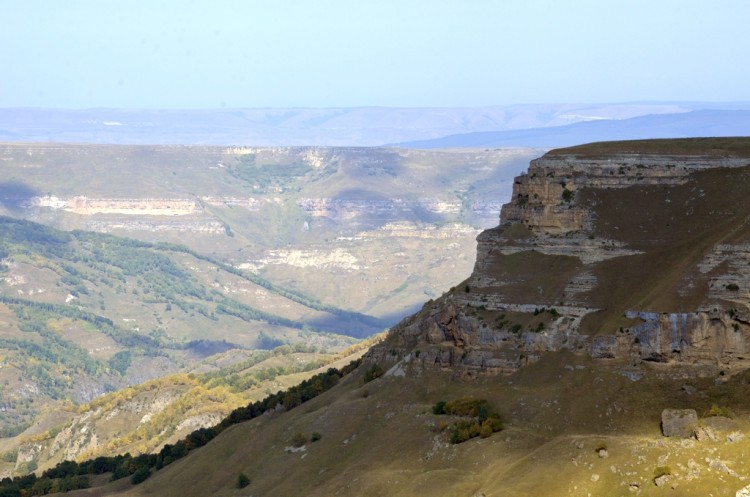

[310,432,322,442]
[130,467,151,485]
[1,450,17,463]
[704,404,734,418]
[562,188,574,202]
[444,398,488,417]
[363,363,384,383]
[434,397,503,444]
[479,420,493,438]
[237,473,251,489]
[726,283,740,291]
[290,432,307,448]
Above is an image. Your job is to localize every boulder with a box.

[693,425,717,442]
[661,409,698,438]
[703,416,739,433]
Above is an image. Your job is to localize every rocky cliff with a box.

[370,138,750,378]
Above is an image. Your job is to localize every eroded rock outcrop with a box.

[369,139,750,377]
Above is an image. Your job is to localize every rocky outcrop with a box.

[369,139,750,378]
[30,196,200,215]
[501,154,750,233]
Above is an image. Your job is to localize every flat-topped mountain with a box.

[373,137,750,377]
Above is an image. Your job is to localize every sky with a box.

[2,0,749,109]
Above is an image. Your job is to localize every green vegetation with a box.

[362,363,385,383]
[432,398,503,444]
[237,473,251,489]
[229,155,314,193]
[0,360,361,495]
[290,432,308,448]
[0,215,379,335]
[703,404,735,418]
[130,467,151,485]
[0,216,379,434]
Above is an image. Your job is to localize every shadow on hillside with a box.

[377,302,424,327]
[304,301,425,340]
[0,181,39,212]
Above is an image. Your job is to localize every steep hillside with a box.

[377,137,750,377]
[39,137,750,497]
[0,217,377,470]
[0,337,377,478]
[60,357,750,497]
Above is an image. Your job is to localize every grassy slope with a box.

[580,165,750,334]
[61,352,750,497]
[0,337,379,476]
[0,217,375,441]
[545,136,750,158]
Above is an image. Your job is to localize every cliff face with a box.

[370,138,750,378]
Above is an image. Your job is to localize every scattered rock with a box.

[591,474,599,482]
[685,459,701,480]
[661,408,698,438]
[728,431,745,443]
[598,449,609,459]
[654,474,670,487]
[709,458,739,478]
[682,384,697,395]
[737,484,750,497]
[680,438,696,448]
[703,416,739,433]
[694,425,718,442]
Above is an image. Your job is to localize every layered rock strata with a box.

[370,139,750,377]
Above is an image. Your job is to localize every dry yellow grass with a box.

[59,351,750,497]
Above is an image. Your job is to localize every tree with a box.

[237,473,250,489]
[130,467,151,485]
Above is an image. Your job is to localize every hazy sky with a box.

[2,0,749,108]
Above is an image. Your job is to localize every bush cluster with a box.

[362,363,384,383]
[432,398,503,444]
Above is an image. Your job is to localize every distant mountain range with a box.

[1,103,747,147]
[396,109,750,149]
